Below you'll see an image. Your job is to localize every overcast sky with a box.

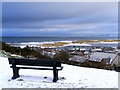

[2,2,118,37]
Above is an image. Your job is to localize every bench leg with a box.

[53,67,58,82]
[56,70,58,80]
[12,68,20,79]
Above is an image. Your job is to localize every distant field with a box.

[72,40,120,43]
[38,42,68,47]
[38,40,120,47]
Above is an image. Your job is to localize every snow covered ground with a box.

[0,56,118,89]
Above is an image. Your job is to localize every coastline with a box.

[7,39,119,48]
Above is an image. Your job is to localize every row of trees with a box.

[1,41,70,62]
[0,41,49,59]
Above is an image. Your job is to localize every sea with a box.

[1,37,118,43]
[1,37,119,47]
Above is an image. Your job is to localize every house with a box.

[81,60,107,69]
[101,58,111,64]
[88,52,117,64]
[63,43,92,51]
[111,53,120,66]
[102,47,116,53]
[69,55,88,63]
[81,52,117,69]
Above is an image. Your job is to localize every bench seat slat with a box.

[10,66,63,70]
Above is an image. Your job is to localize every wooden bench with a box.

[8,58,63,82]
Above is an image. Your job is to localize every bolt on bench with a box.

[8,58,63,82]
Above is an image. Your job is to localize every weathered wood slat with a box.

[10,66,63,70]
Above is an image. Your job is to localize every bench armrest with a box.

[57,66,63,70]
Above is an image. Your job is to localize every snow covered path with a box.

[0,57,118,88]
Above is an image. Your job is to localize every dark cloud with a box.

[2,2,118,37]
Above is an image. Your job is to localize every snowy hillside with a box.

[0,56,118,89]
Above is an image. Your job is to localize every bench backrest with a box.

[8,58,61,67]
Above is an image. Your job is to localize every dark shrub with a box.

[53,50,70,62]
[1,41,20,54]
[21,45,36,58]
[35,52,51,59]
